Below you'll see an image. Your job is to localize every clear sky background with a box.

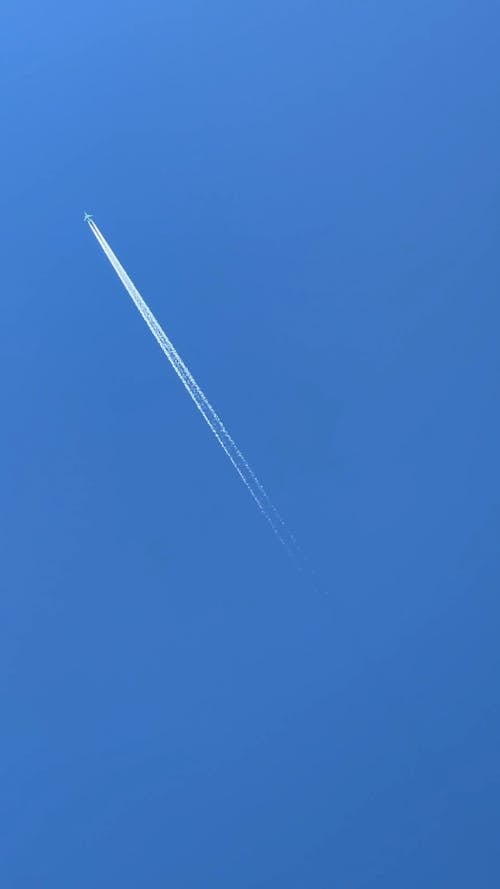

[1,1,499,886]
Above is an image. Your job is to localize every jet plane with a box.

[83,212,93,222]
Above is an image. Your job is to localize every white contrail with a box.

[87,217,299,557]
[90,221,288,533]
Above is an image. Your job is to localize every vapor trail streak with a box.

[91,221,286,532]
[87,219,298,555]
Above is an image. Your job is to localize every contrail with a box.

[86,216,300,558]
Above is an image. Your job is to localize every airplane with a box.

[83,212,93,222]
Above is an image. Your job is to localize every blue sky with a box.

[1,1,499,886]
